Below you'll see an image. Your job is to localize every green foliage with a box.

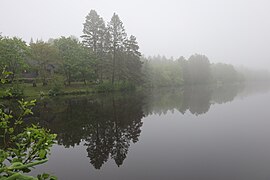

[185,54,212,84]
[94,81,114,92]
[82,10,143,85]
[0,69,24,99]
[0,67,12,84]
[39,91,45,97]
[29,40,60,86]
[81,10,109,83]
[48,76,64,96]
[0,11,144,91]
[121,35,143,85]
[0,70,57,179]
[0,10,254,95]
[48,86,62,97]
[81,10,106,53]
[52,36,96,85]
[3,84,24,99]
[142,54,245,87]
[75,45,96,84]
[211,63,241,84]
[0,36,29,81]
[108,13,127,85]
[141,56,183,87]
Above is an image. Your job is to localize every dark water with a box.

[30,84,270,180]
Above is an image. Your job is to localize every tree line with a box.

[1,9,268,90]
[141,55,245,87]
[0,10,142,89]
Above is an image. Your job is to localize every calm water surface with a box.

[31,84,270,180]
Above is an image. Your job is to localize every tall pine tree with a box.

[108,13,127,84]
[124,35,143,84]
[82,10,107,82]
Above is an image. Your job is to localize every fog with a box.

[1,0,270,69]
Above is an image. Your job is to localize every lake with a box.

[31,83,270,180]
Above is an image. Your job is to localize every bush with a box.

[0,70,24,99]
[3,84,24,99]
[40,91,46,97]
[48,86,62,96]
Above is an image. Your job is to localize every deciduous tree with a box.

[0,36,29,81]
[29,40,60,86]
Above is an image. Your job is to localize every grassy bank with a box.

[0,81,137,98]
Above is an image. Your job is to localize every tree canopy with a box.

[0,36,29,81]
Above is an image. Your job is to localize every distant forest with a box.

[1,9,269,91]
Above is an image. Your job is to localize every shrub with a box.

[48,86,62,96]
[40,91,46,97]
[3,84,24,99]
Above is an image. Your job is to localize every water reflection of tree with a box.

[211,84,244,104]
[182,85,212,115]
[32,93,144,169]
[143,84,243,116]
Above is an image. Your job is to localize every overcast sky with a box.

[1,0,270,69]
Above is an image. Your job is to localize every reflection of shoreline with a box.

[143,84,243,116]
[29,82,270,169]
[142,83,270,116]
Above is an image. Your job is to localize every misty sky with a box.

[1,0,270,69]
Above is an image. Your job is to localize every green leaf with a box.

[8,128,14,134]
[22,168,31,173]
[39,150,47,159]
[0,150,7,163]
[41,173,49,179]
[50,176,57,180]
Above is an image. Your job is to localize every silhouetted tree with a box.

[81,10,107,81]
[123,35,143,84]
[108,13,127,84]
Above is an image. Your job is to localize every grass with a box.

[0,82,95,98]
[0,81,138,98]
